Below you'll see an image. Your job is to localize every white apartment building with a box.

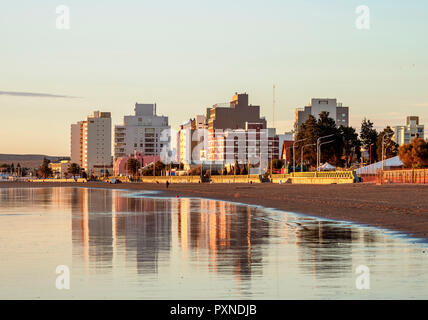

[177,115,208,167]
[295,98,349,132]
[393,116,425,146]
[70,111,112,175]
[114,103,170,159]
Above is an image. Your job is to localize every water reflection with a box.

[0,187,427,299]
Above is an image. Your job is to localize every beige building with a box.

[114,103,170,159]
[70,111,112,176]
[205,93,278,170]
[393,116,425,146]
[177,115,208,167]
[49,160,70,178]
[295,98,349,132]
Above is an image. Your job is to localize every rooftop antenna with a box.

[273,84,275,130]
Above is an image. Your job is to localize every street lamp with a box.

[369,143,374,165]
[381,132,394,171]
[317,134,334,171]
[301,143,316,172]
[293,138,307,173]
[318,140,334,170]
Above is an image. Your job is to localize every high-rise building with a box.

[177,115,208,167]
[205,93,278,168]
[114,103,170,159]
[393,116,425,145]
[294,98,349,132]
[70,111,112,175]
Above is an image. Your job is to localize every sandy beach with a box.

[1,181,428,240]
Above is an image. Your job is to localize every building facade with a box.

[204,93,278,171]
[70,111,112,175]
[393,116,425,145]
[177,115,208,168]
[114,103,170,159]
[294,98,349,132]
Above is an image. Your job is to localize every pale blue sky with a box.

[1,0,427,155]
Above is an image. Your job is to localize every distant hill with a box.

[0,154,70,169]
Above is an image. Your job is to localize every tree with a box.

[376,126,398,161]
[296,115,318,167]
[340,126,361,168]
[68,163,81,178]
[240,164,248,175]
[233,159,239,175]
[296,112,343,168]
[38,158,52,178]
[399,137,428,168]
[126,158,141,176]
[360,118,378,163]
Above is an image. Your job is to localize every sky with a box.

[1,0,428,155]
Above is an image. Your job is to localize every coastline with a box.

[1,181,428,240]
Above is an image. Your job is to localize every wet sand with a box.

[1,181,428,239]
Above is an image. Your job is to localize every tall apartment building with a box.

[393,116,425,145]
[70,111,112,175]
[114,103,170,159]
[205,93,278,167]
[294,98,349,132]
[177,115,208,167]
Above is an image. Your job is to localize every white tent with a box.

[318,162,336,171]
[356,156,403,175]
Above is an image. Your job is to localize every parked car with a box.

[109,178,122,184]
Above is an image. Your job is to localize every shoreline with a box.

[1,181,428,240]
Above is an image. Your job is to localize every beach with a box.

[1,181,428,239]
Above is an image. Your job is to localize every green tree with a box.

[68,163,81,178]
[340,126,361,168]
[399,137,428,168]
[296,115,318,167]
[296,112,343,167]
[376,126,398,161]
[38,158,52,178]
[360,118,378,162]
[126,158,141,176]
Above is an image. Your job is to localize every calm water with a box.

[0,187,427,299]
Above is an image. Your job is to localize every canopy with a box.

[356,156,403,175]
[318,162,336,171]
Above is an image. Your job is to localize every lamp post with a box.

[293,138,307,173]
[301,143,316,172]
[319,140,334,170]
[369,143,374,165]
[317,134,334,171]
[285,146,293,171]
[381,132,394,171]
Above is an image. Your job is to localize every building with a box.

[114,103,170,159]
[114,151,160,176]
[70,111,112,176]
[205,93,278,171]
[294,98,349,132]
[393,116,425,146]
[49,160,70,178]
[176,115,208,168]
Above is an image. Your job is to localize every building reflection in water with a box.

[67,188,388,287]
[69,189,271,281]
